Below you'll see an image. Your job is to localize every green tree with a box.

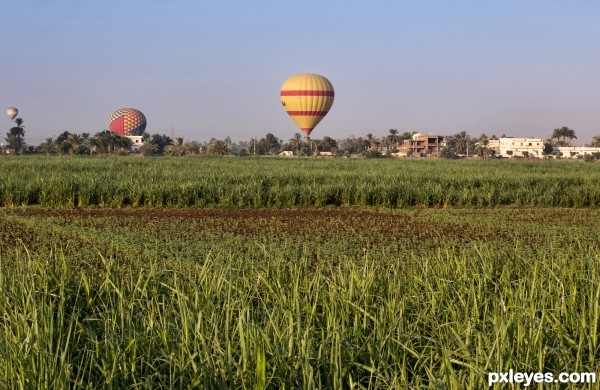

[53,131,71,154]
[565,128,577,146]
[364,149,382,158]
[387,129,400,149]
[65,133,82,155]
[399,131,415,141]
[147,134,172,155]
[474,134,493,159]
[543,142,554,156]
[165,137,192,156]
[439,147,457,159]
[114,134,133,153]
[81,137,96,155]
[187,141,201,154]
[337,137,365,156]
[139,141,158,156]
[92,130,132,154]
[39,137,56,156]
[55,131,70,145]
[589,136,600,147]
[206,138,230,155]
[446,131,472,156]
[317,136,337,152]
[551,126,577,146]
[364,133,376,149]
[6,118,26,152]
[290,133,303,155]
[91,131,111,154]
[255,133,281,155]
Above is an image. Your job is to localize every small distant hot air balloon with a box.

[280,73,334,137]
[108,108,147,136]
[7,107,18,121]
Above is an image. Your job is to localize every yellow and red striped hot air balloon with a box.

[280,73,334,137]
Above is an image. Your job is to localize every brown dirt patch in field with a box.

[4,208,539,245]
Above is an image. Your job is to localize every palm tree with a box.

[92,131,112,154]
[551,126,576,146]
[387,129,400,149]
[249,138,258,155]
[65,133,82,155]
[551,127,563,146]
[39,137,55,156]
[92,130,131,154]
[451,131,470,155]
[207,139,229,155]
[165,137,192,156]
[373,138,382,150]
[565,128,577,146]
[365,133,376,149]
[188,141,201,154]
[589,136,600,147]
[139,141,158,156]
[81,137,96,155]
[290,133,303,155]
[399,132,415,141]
[474,141,491,159]
[473,133,491,158]
[6,118,26,152]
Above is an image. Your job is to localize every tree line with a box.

[4,119,599,158]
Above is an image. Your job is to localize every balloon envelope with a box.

[280,73,334,137]
[109,108,147,136]
[6,107,18,120]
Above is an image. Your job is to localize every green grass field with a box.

[0,156,599,389]
[1,156,600,208]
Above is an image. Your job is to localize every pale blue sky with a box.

[1,0,599,144]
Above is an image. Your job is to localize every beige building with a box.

[396,133,445,157]
[487,138,500,149]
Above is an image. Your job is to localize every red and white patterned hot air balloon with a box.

[108,108,147,136]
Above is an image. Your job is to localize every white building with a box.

[126,135,143,152]
[554,146,600,159]
[496,137,544,158]
[492,138,600,159]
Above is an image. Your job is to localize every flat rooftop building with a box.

[397,133,445,157]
